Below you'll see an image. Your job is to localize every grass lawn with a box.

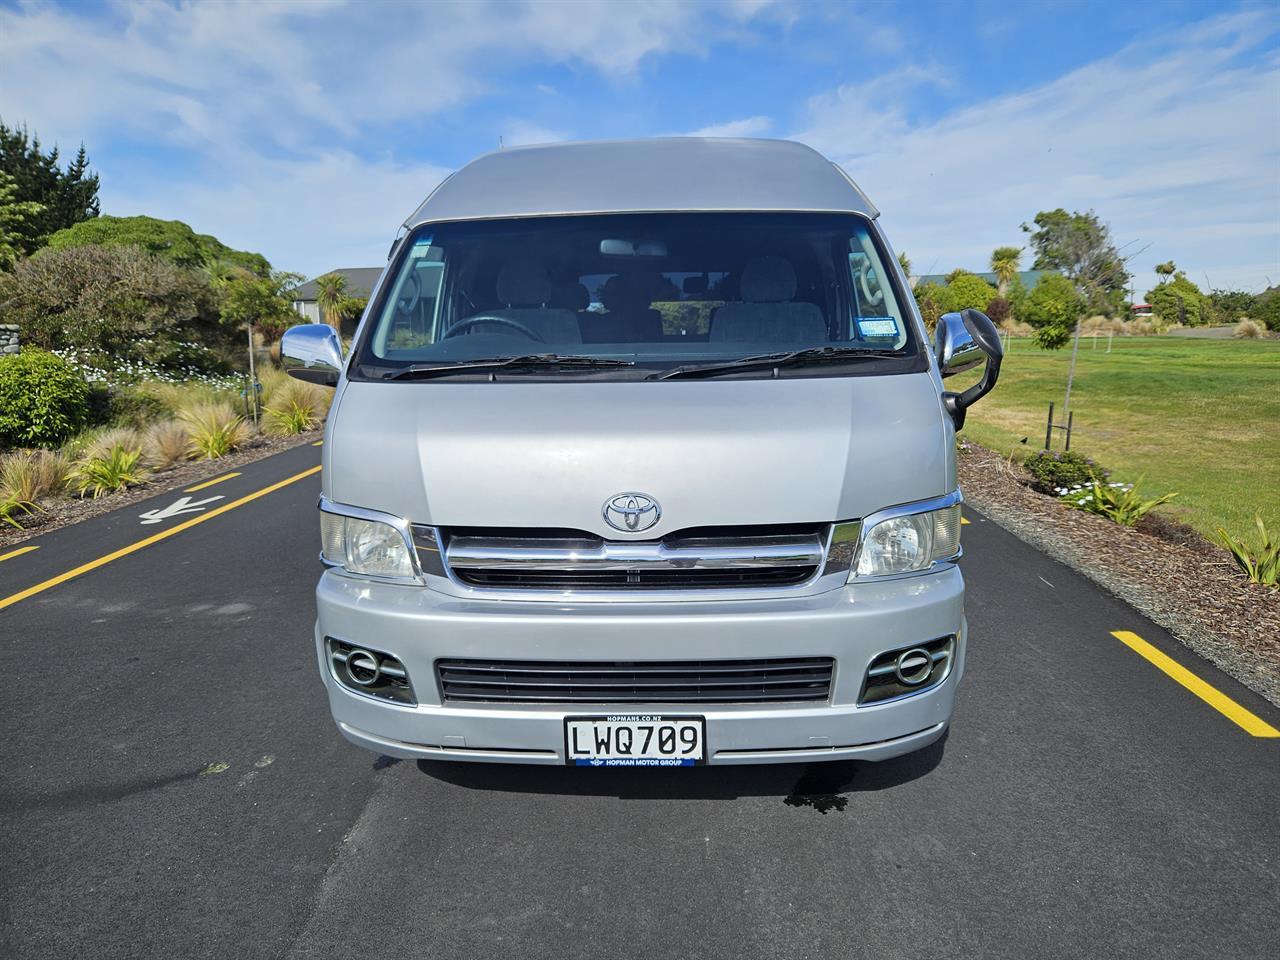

[954,335,1280,548]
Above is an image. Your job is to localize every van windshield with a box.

[353,212,922,380]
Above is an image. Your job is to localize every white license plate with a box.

[564,715,706,766]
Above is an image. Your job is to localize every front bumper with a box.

[314,566,966,765]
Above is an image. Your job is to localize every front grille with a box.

[453,566,812,590]
[436,656,836,704]
[426,524,828,593]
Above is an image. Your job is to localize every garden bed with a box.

[958,441,1280,706]
[0,430,319,549]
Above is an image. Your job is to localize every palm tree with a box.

[989,246,1022,296]
[1154,261,1176,284]
[314,272,348,329]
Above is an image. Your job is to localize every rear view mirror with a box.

[935,309,1003,429]
[282,323,345,386]
[600,238,668,257]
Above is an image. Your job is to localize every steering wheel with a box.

[857,258,885,307]
[395,269,421,316]
[442,315,546,342]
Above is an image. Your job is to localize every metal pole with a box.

[1107,332,1113,354]
[1045,402,1055,451]
[246,324,259,426]
[1065,410,1074,451]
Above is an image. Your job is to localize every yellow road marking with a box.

[184,472,241,492]
[312,440,324,446]
[1111,630,1280,738]
[0,545,39,564]
[0,466,321,612]
[961,517,971,525]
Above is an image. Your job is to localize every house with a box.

[291,267,383,332]
[910,270,1058,291]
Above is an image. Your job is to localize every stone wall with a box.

[0,324,18,355]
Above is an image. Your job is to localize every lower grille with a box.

[437,656,836,704]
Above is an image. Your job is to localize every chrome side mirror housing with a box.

[934,309,1003,430]
[281,324,344,386]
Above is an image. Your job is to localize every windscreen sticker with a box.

[857,317,900,338]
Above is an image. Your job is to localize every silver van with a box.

[282,138,1002,768]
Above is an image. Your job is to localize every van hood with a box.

[325,374,952,537]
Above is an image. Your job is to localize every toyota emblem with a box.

[602,493,661,533]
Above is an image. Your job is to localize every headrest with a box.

[496,259,553,307]
[550,281,590,311]
[739,255,797,302]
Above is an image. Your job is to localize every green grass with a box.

[955,336,1280,548]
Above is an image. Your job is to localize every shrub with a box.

[0,494,39,529]
[106,386,174,428]
[1215,516,1279,587]
[1023,449,1108,494]
[0,349,92,447]
[1059,478,1176,526]
[1146,273,1206,326]
[144,420,192,469]
[0,449,70,504]
[1233,318,1264,339]
[985,297,1010,326]
[180,402,249,459]
[67,443,149,498]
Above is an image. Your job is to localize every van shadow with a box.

[414,732,946,806]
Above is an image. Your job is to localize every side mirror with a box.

[935,309,1003,430]
[281,323,344,386]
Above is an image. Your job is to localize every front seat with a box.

[710,256,827,345]
[478,259,582,343]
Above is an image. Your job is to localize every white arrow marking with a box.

[138,495,225,525]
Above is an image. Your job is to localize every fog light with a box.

[860,636,954,704]
[326,638,416,705]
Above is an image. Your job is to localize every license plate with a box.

[564,715,706,766]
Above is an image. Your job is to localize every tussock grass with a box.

[144,419,192,469]
[263,378,330,436]
[180,402,250,459]
[0,449,71,504]
[1234,318,1265,339]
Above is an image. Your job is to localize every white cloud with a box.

[107,151,451,276]
[685,116,774,138]
[500,122,572,148]
[793,10,1280,292]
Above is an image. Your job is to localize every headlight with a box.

[852,501,961,579]
[321,509,417,580]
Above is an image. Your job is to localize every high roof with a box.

[406,138,878,227]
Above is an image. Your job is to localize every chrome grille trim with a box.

[426,525,827,592]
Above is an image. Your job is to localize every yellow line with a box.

[0,545,39,564]
[1111,630,1280,738]
[184,472,241,492]
[312,440,324,446]
[0,466,321,613]
[961,517,971,525]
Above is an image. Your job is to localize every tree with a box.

[0,120,99,255]
[1020,273,1084,349]
[217,269,306,341]
[1022,209,1130,315]
[0,244,225,371]
[314,272,349,328]
[917,270,999,315]
[1252,286,1280,332]
[897,250,912,278]
[1207,288,1256,324]
[1154,261,1177,284]
[1145,272,1207,326]
[0,171,43,270]
[989,246,1022,296]
[45,215,270,276]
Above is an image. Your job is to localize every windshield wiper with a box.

[649,345,891,381]
[387,354,635,380]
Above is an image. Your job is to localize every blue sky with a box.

[2,0,1277,293]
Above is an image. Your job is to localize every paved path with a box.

[2,442,1276,959]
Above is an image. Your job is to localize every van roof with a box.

[406,138,878,227]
